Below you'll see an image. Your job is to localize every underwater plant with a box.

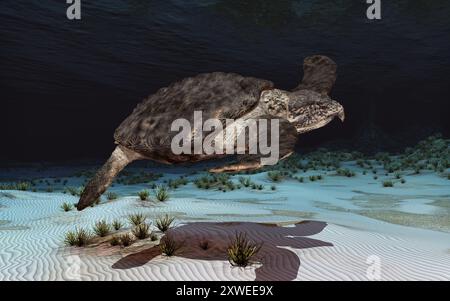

[119,233,134,247]
[106,192,118,200]
[195,174,235,191]
[138,190,150,201]
[131,223,151,240]
[154,185,170,202]
[110,235,121,246]
[267,171,283,182]
[156,214,175,232]
[383,181,394,187]
[64,228,92,247]
[159,235,183,256]
[128,213,147,226]
[65,186,84,197]
[61,202,73,212]
[0,182,32,191]
[336,168,356,177]
[93,219,111,237]
[227,232,262,267]
[238,177,252,187]
[168,177,189,189]
[112,219,123,231]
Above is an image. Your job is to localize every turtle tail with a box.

[76,146,142,211]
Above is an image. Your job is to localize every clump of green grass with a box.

[138,190,150,201]
[64,231,77,246]
[64,228,92,247]
[106,192,118,200]
[0,182,32,191]
[65,186,84,196]
[154,185,170,202]
[383,181,394,187]
[159,235,183,256]
[238,177,252,187]
[110,235,121,246]
[267,171,283,182]
[131,223,151,240]
[150,232,158,241]
[61,202,73,212]
[128,213,146,226]
[93,220,111,237]
[195,174,234,191]
[337,168,356,177]
[119,233,134,247]
[227,232,262,267]
[156,214,175,232]
[168,177,188,189]
[112,219,123,231]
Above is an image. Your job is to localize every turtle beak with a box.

[338,107,345,122]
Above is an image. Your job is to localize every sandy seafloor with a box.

[0,162,449,281]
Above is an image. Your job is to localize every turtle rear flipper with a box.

[76,146,143,210]
[293,55,337,95]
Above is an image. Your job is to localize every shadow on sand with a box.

[112,220,333,281]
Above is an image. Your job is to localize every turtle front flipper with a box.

[209,159,261,173]
[209,115,297,173]
[76,146,143,210]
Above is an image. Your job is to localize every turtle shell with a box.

[114,72,274,162]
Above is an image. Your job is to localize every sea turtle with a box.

[76,55,344,210]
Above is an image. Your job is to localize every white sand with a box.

[0,165,449,281]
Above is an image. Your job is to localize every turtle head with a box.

[286,90,344,134]
[260,89,344,134]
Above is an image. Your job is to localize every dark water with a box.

[1,0,450,162]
